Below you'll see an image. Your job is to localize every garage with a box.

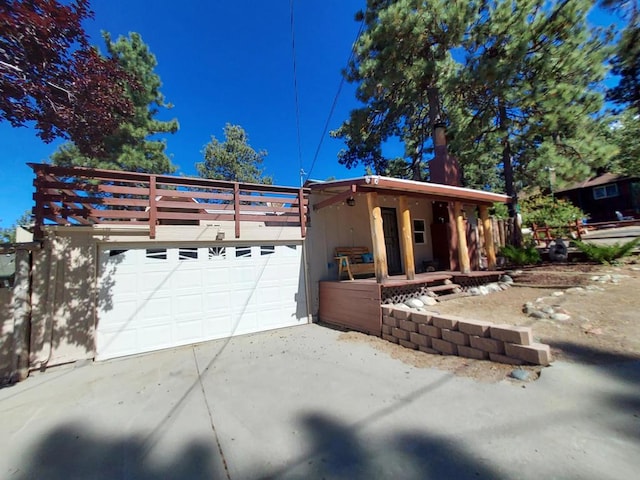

[96,243,308,360]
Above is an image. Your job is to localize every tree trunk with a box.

[499,104,522,247]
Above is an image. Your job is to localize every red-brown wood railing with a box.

[30,163,309,240]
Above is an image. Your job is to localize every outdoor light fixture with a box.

[346,196,356,207]
[216,231,225,241]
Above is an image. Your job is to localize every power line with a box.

[305,18,365,181]
[289,0,303,183]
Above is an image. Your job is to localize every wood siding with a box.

[318,281,381,335]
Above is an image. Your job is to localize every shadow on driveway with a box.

[13,422,223,480]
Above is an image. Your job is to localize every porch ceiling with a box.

[308,176,510,206]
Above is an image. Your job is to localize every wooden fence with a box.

[30,163,309,240]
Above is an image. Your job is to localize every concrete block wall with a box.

[380,306,552,366]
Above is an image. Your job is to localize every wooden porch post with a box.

[366,192,388,283]
[398,196,415,280]
[454,202,471,273]
[479,205,497,270]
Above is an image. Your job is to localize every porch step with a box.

[436,291,472,302]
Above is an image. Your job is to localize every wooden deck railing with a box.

[30,163,309,240]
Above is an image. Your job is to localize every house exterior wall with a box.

[559,179,640,222]
[30,230,97,369]
[0,287,13,383]
[29,224,306,369]
[306,192,434,316]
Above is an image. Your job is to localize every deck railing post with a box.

[149,175,157,239]
[298,188,306,238]
[234,183,241,238]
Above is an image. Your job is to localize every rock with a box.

[498,282,510,290]
[529,310,548,319]
[418,295,438,306]
[510,369,530,381]
[598,274,612,283]
[486,283,502,293]
[565,287,585,294]
[444,279,453,285]
[405,298,424,309]
[541,306,555,315]
[586,285,604,291]
[395,303,411,310]
[500,274,514,284]
[467,287,482,296]
[552,291,564,297]
[590,275,601,281]
[478,285,490,295]
[551,313,571,321]
[554,307,571,315]
[548,238,569,262]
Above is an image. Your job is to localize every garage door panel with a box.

[138,324,173,349]
[97,243,308,360]
[174,319,203,342]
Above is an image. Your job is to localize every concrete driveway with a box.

[1,324,638,479]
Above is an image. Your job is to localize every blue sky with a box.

[1,0,366,228]
[0,1,622,229]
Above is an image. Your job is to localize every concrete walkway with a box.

[1,324,638,479]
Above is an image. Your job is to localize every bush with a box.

[520,194,584,230]
[499,244,542,266]
[573,238,640,265]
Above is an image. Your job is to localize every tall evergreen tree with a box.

[602,0,640,108]
[331,0,477,181]
[334,0,613,194]
[197,124,272,184]
[450,0,614,197]
[52,32,178,174]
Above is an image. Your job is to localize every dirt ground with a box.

[338,260,640,383]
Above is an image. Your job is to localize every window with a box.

[593,183,619,200]
[146,248,167,260]
[235,246,252,258]
[208,246,226,260]
[260,245,275,256]
[178,247,198,260]
[413,219,426,244]
[108,249,128,257]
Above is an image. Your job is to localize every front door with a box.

[381,207,402,275]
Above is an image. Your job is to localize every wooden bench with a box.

[335,247,375,280]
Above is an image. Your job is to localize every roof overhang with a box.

[309,176,509,211]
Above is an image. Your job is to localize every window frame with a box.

[412,218,426,245]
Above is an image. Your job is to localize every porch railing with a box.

[30,164,309,240]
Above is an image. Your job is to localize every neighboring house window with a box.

[235,246,252,258]
[593,183,619,200]
[178,247,198,260]
[108,249,128,257]
[413,219,426,244]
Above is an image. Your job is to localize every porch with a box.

[318,270,503,335]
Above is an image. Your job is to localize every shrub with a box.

[499,244,542,266]
[520,194,584,230]
[573,238,640,265]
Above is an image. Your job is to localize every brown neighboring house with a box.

[555,173,640,223]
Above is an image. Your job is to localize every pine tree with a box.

[52,32,178,174]
[331,0,477,181]
[197,124,272,184]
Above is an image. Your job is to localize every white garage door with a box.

[96,244,308,360]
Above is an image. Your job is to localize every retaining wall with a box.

[381,306,552,366]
